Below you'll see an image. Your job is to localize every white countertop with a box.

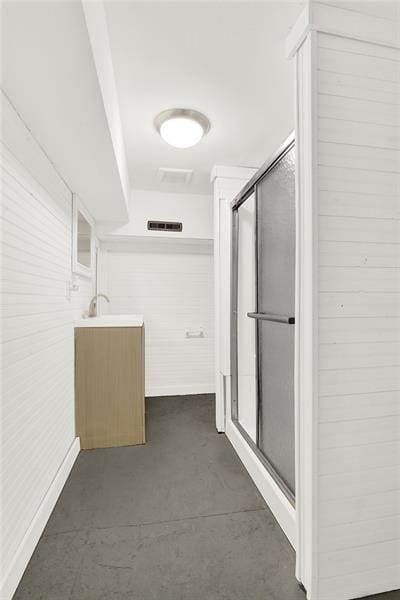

[75,314,144,328]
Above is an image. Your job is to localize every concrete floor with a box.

[15,395,400,600]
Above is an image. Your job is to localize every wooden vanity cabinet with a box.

[75,326,145,449]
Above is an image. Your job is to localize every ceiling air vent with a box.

[157,168,193,185]
[147,220,183,232]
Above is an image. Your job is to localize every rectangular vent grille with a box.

[147,220,183,232]
[158,168,193,185]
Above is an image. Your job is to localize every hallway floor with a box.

[15,395,400,600]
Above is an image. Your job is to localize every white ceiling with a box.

[2,0,304,219]
[2,1,129,222]
[104,0,304,195]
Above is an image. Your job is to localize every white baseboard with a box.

[226,419,296,549]
[0,437,80,600]
[146,383,215,397]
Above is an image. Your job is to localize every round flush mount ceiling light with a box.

[154,108,210,149]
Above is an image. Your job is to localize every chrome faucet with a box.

[88,294,110,318]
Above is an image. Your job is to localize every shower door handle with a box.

[247,312,295,325]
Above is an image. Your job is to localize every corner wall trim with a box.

[0,437,80,600]
[286,2,400,58]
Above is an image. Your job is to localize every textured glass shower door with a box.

[256,145,296,495]
[232,137,296,502]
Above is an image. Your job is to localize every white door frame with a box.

[212,167,257,433]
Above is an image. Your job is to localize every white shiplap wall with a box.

[98,243,214,396]
[317,28,400,600]
[0,94,94,599]
[291,3,400,599]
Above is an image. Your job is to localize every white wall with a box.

[71,274,97,321]
[317,28,400,600]
[97,189,213,240]
[289,2,400,599]
[0,93,95,600]
[98,242,214,397]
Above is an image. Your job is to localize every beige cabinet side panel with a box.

[75,326,145,449]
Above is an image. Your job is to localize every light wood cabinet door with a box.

[75,326,145,449]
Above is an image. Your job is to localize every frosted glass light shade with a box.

[160,117,203,148]
[155,109,210,149]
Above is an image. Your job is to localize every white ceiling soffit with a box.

[2,0,129,223]
[103,0,304,195]
[82,0,130,212]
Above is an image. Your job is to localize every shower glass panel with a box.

[236,194,257,442]
[231,136,296,503]
[256,147,296,495]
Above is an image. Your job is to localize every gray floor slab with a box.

[69,510,302,600]
[45,395,265,535]
[14,395,400,600]
[13,530,88,600]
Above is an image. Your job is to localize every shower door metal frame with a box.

[230,133,296,506]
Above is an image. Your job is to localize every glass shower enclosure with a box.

[231,134,296,503]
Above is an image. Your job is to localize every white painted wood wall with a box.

[288,2,400,599]
[0,93,95,600]
[98,241,214,397]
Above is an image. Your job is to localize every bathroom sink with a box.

[75,314,144,328]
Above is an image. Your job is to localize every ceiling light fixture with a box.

[154,108,210,149]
